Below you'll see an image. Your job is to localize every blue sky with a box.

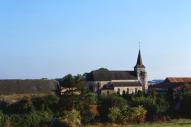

[0,0,191,80]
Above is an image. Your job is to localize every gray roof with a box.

[0,79,59,95]
[112,82,142,87]
[86,69,137,81]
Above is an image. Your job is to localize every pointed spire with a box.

[137,50,143,65]
[135,49,145,68]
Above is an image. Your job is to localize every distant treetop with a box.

[98,68,109,71]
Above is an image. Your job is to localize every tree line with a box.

[0,74,191,127]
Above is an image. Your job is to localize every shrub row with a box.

[0,111,52,127]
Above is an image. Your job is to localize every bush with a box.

[81,110,96,124]
[107,105,147,124]
[155,96,170,115]
[108,107,121,122]
[130,94,170,120]
[9,114,26,127]
[98,94,127,121]
[84,92,98,105]
[120,105,147,124]
[0,111,8,127]
[59,109,81,127]
[131,106,147,123]
[32,94,59,112]
[59,94,79,111]
[8,111,52,127]
[178,95,191,117]
[26,111,52,127]
[7,98,34,114]
[0,101,8,113]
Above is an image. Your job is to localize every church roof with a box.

[134,50,145,68]
[0,79,60,95]
[112,82,142,87]
[86,69,137,81]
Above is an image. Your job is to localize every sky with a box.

[0,0,191,80]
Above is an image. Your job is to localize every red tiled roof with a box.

[166,77,191,83]
[149,77,191,89]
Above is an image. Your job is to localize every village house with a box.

[149,77,191,94]
[86,50,148,95]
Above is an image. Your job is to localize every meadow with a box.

[87,119,191,127]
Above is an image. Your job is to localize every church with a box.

[86,50,148,95]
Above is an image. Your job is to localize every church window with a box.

[122,90,126,95]
[135,88,138,93]
[127,88,129,94]
[117,88,120,95]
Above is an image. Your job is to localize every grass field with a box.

[86,119,191,127]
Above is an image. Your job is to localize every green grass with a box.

[86,119,191,127]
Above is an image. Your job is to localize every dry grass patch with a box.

[0,93,52,103]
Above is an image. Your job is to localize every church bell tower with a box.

[134,49,148,93]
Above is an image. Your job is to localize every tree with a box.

[130,94,170,120]
[59,109,81,127]
[74,74,86,93]
[98,94,127,121]
[62,74,75,88]
[61,74,85,95]
[108,107,121,122]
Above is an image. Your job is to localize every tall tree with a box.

[61,74,85,95]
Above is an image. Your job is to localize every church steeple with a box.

[137,50,143,65]
[134,49,145,69]
[134,48,148,93]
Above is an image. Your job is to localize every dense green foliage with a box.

[0,110,52,127]
[59,109,81,127]
[1,75,191,126]
[108,107,121,122]
[129,93,170,120]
